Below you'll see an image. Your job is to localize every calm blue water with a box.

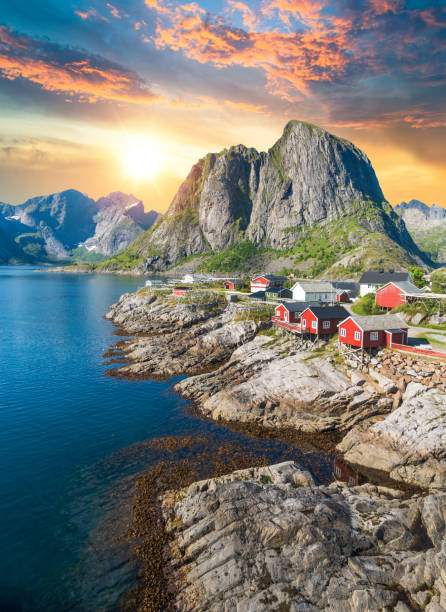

[0,267,333,611]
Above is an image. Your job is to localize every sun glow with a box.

[121,136,162,181]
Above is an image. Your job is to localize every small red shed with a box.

[224,279,243,291]
[173,286,193,297]
[300,305,349,335]
[338,314,408,348]
[336,290,350,303]
[375,281,422,309]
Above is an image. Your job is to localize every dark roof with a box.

[266,287,292,295]
[329,281,360,298]
[174,286,192,290]
[359,270,410,284]
[248,291,266,299]
[380,281,423,294]
[276,301,314,312]
[304,305,350,319]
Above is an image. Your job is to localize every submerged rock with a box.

[164,461,446,611]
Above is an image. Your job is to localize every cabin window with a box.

[370,331,379,341]
[311,321,317,329]
[322,321,330,329]
[340,328,346,337]
[354,331,361,341]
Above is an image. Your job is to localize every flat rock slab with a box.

[176,337,390,433]
[164,461,446,611]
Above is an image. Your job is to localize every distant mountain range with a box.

[394,200,446,263]
[94,120,426,278]
[0,190,159,265]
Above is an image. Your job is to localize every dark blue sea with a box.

[0,266,334,611]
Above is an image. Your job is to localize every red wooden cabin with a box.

[375,281,422,309]
[274,302,307,323]
[173,286,193,297]
[300,306,349,335]
[250,274,287,293]
[336,290,350,303]
[338,314,408,348]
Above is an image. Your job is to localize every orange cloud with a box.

[0,25,160,105]
[151,2,351,99]
[75,8,108,21]
[226,1,261,30]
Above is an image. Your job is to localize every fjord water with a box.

[0,267,333,611]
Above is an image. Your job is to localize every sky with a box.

[0,0,445,212]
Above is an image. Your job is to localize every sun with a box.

[121,136,161,181]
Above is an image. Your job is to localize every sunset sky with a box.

[0,0,445,211]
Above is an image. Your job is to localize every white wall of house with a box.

[360,283,377,296]
[292,285,336,302]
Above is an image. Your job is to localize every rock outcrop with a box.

[105,291,264,378]
[338,384,446,491]
[100,121,422,273]
[175,336,392,433]
[164,461,446,611]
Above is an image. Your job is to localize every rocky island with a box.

[106,287,446,611]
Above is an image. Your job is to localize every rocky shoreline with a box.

[105,289,446,610]
[105,290,445,489]
[163,462,446,611]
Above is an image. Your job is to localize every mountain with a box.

[0,190,159,264]
[96,120,425,277]
[394,200,446,263]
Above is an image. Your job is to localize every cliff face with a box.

[120,121,421,272]
[81,192,159,257]
[0,190,159,263]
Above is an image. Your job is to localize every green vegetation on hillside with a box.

[198,241,263,273]
[410,227,446,263]
[89,250,144,272]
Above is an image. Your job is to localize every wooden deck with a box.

[271,316,302,333]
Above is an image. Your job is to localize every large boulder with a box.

[338,386,446,490]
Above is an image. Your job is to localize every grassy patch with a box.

[198,240,263,273]
[351,293,383,315]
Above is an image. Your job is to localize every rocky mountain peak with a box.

[123,119,417,272]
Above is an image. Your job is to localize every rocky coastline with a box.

[105,289,446,610]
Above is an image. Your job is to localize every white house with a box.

[145,279,164,287]
[358,270,411,297]
[291,281,337,303]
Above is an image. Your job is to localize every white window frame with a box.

[370,331,379,341]
[311,320,317,330]
[322,320,330,329]
[354,330,361,341]
[340,327,346,337]
[302,319,307,329]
